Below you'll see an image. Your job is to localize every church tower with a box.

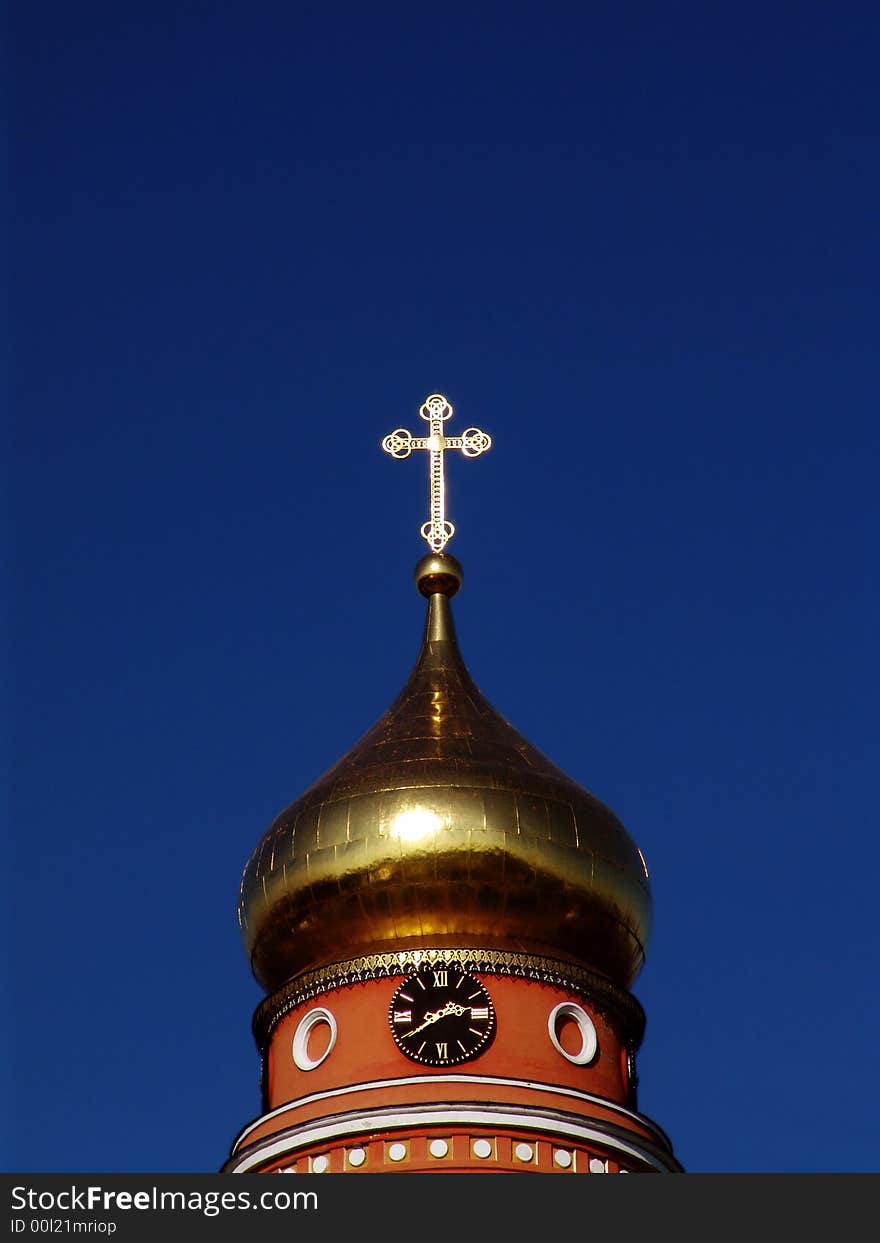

[224,394,681,1175]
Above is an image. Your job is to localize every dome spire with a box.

[414,550,463,650]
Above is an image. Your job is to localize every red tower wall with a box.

[225,955,679,1174]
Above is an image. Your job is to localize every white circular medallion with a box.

[429,1139,449,1159]
[388,1142,407,1162]
[514,1142,534,1162]
[292,1007,338,1071]
[589,1157,608,1174]
[311,1155,329,1173]
[472,1139,493,1159]
[554,1148,572,1168]
[347,1147,366,1168]
[547,1002,598,1065]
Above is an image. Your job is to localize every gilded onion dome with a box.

[238,553,652,992]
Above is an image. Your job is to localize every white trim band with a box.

[227,1104,674,1173]
[233,1072,668,1152]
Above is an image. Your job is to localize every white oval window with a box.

[547,1002,598,1065]
[292,1006,337,1071]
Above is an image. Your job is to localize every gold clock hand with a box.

[405,1009,442,1038]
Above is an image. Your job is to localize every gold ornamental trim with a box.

[252,947,646,1052]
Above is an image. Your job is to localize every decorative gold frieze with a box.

[252,946,645,1050]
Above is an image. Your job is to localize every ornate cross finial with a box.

[382,394,492,553]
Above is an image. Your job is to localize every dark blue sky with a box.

[6,2,878,1174]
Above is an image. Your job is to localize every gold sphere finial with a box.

[415,551,463,598]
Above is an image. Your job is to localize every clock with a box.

[389,965,496,1066]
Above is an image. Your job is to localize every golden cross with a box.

[382,394,492,553]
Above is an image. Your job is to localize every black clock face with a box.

[389,966,496,1066]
